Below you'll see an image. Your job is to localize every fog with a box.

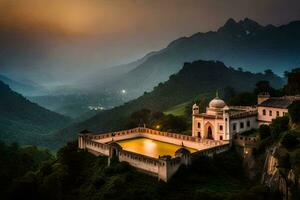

[1,0,300,88]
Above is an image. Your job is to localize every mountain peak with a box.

[218,18,243,35]
[223,18,237,27]
[239,18,262,31]
[218,18,262,36]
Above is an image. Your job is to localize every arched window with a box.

[233,123,237,131]
[198,122,201,128]
[240,122,244,129]
[263,109,266,116]
[207,126,213,139]
[219,125,223,131]
[197,132,201,138]
[247,120,250,127]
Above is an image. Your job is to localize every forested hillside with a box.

[0,81,71,145]
[51,60,283,148]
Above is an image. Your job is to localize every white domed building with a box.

[192,93,258,141]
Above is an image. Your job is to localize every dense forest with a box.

[0,141,279,200]
[0,81,71,145]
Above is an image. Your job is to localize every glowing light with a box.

[143,139,157,152]
[156,125,160,129]
[117,138,197,158]
[121,89,126,94]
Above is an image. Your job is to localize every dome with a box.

[108,142,123,149]
[175,147,191,155]
[209,97,226,109]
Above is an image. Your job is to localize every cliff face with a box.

[261,146,300,200]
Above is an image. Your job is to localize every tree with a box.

[270,116,289,138]
[288,100,300,124]
[259,125,271,139]
[160,114,188,133]
[125,109,152,128]
[223,86,236,101]
[281,131,299,149]
[264,69,275,76]
[254,81,275,95]
[284,68,300,95]
[228,92,256,106]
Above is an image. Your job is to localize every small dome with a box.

[209,97,226,109]
[108,142,122,149]
[175,147,191,155]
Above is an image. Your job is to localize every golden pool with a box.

[116,137,197,158]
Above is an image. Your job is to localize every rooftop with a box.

[258,96,300,109]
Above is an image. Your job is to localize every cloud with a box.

[0,0,300,85]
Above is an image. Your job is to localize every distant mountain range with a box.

[51,60,284,149]
[0,81,71,145]
[100,18,300,98]
[0,74,46,96]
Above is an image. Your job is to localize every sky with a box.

[1,0,300,85]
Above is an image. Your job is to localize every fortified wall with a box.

[78,127,230,182]
[233,134,259,157]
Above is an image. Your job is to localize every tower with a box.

[192,103,199,137]
[257,92,270,104]
[192,103,199,114]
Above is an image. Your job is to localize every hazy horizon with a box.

[1,0,300,87]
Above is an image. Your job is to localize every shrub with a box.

[288,100,300,124]
[259,125,271,139]
[281,131,299,149]
[270,116,289,138]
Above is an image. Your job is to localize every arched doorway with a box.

[197,132,201,138]
[112,148,117,157]
[207,126,213,139]
[204,122,214,140]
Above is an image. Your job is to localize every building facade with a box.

[257,94,300,125]
[192,93,300,141]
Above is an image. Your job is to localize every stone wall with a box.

[119,150,160,175]
[91,127,226,150]
[78,127,230,182]
[191,143,230,159]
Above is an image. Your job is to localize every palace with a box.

[78,93,299,182]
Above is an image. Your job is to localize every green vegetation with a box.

[0,81,71,146]
[125,109,188,133]
[54,60,282,149]
[0,141,278,200]
[281,131,299,149]
[226,80,283,106]
[288,100,300,124]
[284,68,300,95]
[0,142,53,199]
[259,125,271,140]
[164,101,190,116]
[255,116,300,200]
